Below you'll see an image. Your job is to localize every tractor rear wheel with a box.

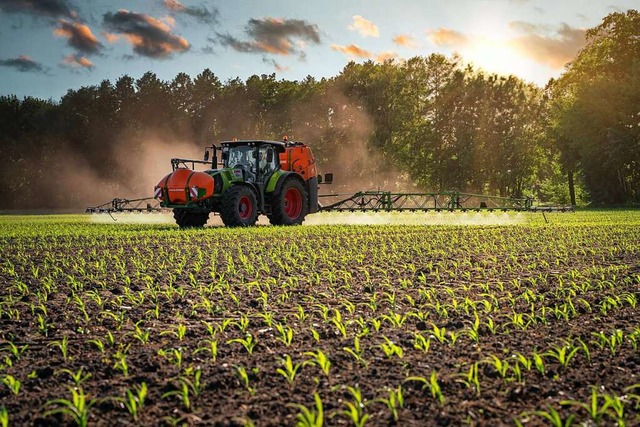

[220,185,258,227]
[269,178,308,225]
[173,209,209,228]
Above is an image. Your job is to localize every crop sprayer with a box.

[86,138,573,227]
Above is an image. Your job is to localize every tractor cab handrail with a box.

[171,158,214,171]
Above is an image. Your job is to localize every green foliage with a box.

[288,393,324,427]
[548,10,640,204]
[44,386,97,427]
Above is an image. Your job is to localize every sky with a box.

[0,0,637,100]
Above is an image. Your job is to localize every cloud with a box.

[508,21,586,68]
[54,20,102,54]
[162,0,218,24]
[331,44,372,58]
[0,0,75,19]
[427,27,470,47]
[102,32,120,43]
[375,51,398,63]
[102,9,190,58]
[61,53,93,68]
[217,17,320,56]
[263,58,289,72]
[348,15,379,37]
[0,55,45,73]
[393,34,417,48]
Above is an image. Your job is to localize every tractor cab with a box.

[219,140,282,184]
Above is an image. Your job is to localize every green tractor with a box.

[154,139,332,228]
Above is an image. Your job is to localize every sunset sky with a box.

[0,0,636,100]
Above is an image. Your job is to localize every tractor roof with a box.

[220,140,287,148]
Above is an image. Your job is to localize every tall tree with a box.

[549,9,640,204]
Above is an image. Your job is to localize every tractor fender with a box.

[271,171,305,196]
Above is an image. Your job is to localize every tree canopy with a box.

[1,10,637,209]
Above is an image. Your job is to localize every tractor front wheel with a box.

[173,209,209,228]
[269,178,308,226]
[220,185,258,227]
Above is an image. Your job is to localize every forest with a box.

[0,10,637,209]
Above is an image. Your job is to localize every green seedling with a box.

[288,392,324,427]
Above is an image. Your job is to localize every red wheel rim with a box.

[238,195,253,219]
[284,187,302,219]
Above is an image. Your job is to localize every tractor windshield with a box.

[224,145,256,169]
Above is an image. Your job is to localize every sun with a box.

[460,37,521,77]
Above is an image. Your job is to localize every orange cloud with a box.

[102,32,120,43]
[508,22,586,69]
[375,51,398,63]
[393,34,417,48]
[62,54,93,68]
[163,0,185,11]
[103,10,190,58]
[349,15,379,37]
[427,27,469,47]
[54,20,102,54]
[331,44,372,58]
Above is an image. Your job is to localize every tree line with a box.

[0,10,637,209]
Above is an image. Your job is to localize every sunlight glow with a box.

[459,36,543,83]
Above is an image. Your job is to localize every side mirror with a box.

[204,150,210,161]
[324,173,333,184]
[266,149,273,163]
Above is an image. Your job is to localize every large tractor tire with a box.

[173,209,209,228]
[220,185,258,227]
[269,178,309,226]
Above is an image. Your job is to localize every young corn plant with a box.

[560,387,608,424]
[48,336,71,361]
[44,386,97,427]
[304,349,331,376]
[277,354,303,386]
[0,406,7,427]
[162,370,202,412]
[340,386,369,427]
[115,382,147,422]
[486,355,510,382]
[544,343,581,369]
[413,332,431,353]
[56,368,92,386]
[405,371,445,405]
[234,365,256,396]
[275,323,294,347]
[375,385,404,422]
[457,363,480,396]
[2,375,20,396]
[288,392,324,427]
[379,336,404,360]
[2,341,28,362]
[430,323,448,344]
[529,405,575,427]
[195,339,218,363]
[228,333,258,355]
[343,337,367,366]
[591,330,624,355]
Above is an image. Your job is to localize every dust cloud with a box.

[53,87,418,213]
[290,88,418,198]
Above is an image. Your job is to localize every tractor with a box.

[154,139,333,228]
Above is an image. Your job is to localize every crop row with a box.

[1,211,639,425]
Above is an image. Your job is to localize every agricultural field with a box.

[1,211,639,426]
